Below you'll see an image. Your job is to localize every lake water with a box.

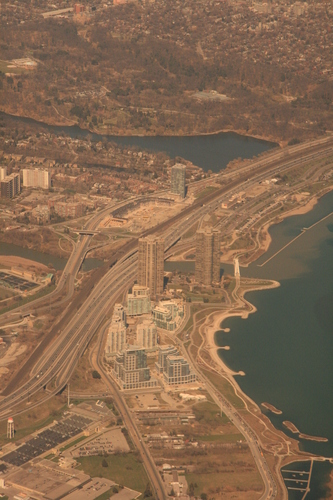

[2,110,331,493]
[215,190,333,460]
[166,192,333,458]
[0,111,277,172]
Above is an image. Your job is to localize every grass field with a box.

[0,284,56,316]
[95,489,116,500]
[198,433,243,442]
[0,398,66,446]
[195,186,219,200]
[193,401,229,425]
[201,369,245,409]
[0,287,17,300]
[77,453,149,493]
[186,469,262,499]
[182,221,199,239]
[59,435,87,452]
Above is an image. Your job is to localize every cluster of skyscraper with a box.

[105,299,193,390]
[105,230,195,389]
[105,301,157,357]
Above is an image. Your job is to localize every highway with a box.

[0,136,332,498]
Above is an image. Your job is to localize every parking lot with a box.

[1,414,92,467]
[71,428,130,458]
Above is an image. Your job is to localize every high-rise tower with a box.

[195,228,220,285]
[138,236,164,299]
[105,304,127,357]
[170,163,186,198]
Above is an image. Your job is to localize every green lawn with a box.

[77,453,149,493]
[195,186,219,200]
[198,433,243,443]
[193,401,230,425]
[201,369,245,409]
[186,470,262,497]
[59,435,87,452]
[0,284,56,316]
[0,403,66,446]
[95,488,116,500]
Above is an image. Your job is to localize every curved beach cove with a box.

[215,190,333,458]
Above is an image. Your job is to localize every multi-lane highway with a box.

[1,136,332,499]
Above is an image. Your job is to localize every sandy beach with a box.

[197,189,333,453]
[201,279,280,402]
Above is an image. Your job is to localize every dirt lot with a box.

[139,400,263,499]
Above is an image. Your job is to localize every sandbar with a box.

[283,421,300,434]
[299,434,328,443]
[261,402,282,415]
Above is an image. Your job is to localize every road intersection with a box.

[1,136,332,499]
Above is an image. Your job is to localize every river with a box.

[0,111,277,172]
[0,242,102,272]
[2,111,332,495]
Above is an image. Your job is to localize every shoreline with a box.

[220,187,333,267]
[204,280,280,382]
[0,109,283,147]
[199,190,332,459]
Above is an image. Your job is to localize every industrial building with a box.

[195,227,220,285]
[138,235,164,299]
